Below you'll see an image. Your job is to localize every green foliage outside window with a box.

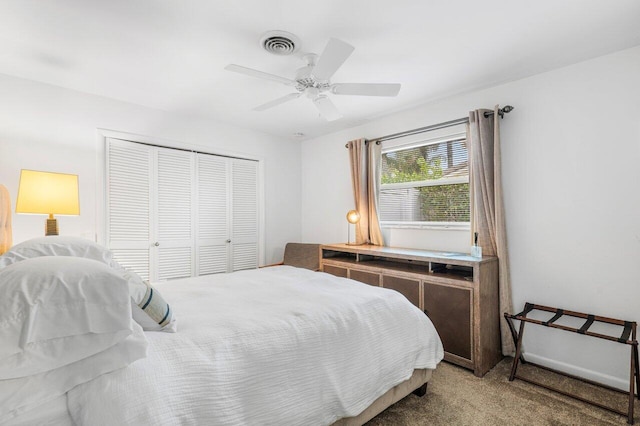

[381,142,469,223]
[419,183,470,222]
[382,146,443,184]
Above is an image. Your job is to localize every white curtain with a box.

[468,106,515,356]
[367,141,384,245]
[347,138,384,245]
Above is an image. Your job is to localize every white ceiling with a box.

[1,0,639,141]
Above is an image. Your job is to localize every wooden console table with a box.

[320,244,501,377]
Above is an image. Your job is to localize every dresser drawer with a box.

[382,275,421,308]
[350,269,380,286]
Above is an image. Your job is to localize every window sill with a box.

[381,222,470,231]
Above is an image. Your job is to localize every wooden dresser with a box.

[320,243,501,377]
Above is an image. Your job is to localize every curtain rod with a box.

[345,105,514,147]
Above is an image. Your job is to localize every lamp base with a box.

[45,217,59,236]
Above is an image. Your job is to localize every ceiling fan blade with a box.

[253,93,301,111]
[311,38,355,81]
[331,83,401,97]
[225,64,296,86]
[313,96,342,121]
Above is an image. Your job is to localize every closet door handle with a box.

[226,239,231,243]
[154,242,160,247]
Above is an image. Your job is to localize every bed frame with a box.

[333,368,432,425]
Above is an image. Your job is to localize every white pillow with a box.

[0,236,177,332]
[0,256,134,379]
[0,322,148,424]
[0,236,117,269]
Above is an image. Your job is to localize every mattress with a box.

[67,266,443,425]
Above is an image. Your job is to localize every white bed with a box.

[5,395,73,426]
[0,236,443,425]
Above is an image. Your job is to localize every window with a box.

[379,132,470,228]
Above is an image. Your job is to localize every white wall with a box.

[301,46,640,388]
[0,74,301,265]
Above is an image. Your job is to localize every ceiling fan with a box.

[225,37,401,121]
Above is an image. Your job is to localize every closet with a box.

[106,138,259,281]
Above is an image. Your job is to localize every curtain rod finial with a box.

[498,105,514,119]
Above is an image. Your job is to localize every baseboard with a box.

[523,352,629,391]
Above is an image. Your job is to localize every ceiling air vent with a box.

[260,31,300,56]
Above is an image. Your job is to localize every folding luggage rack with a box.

[505,303,639,424]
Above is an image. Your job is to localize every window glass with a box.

[380,135,469,225]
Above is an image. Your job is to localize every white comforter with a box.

[68,266,443,426]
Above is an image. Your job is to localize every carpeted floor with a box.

[366,358,639,425]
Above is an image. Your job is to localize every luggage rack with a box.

[505,303,639,424]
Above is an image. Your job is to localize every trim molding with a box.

[523,352,628,391]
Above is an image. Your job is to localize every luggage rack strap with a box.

[543,309,564,326]
[513,302,535,318]
[620,321,633,344]
[578,315,595,334]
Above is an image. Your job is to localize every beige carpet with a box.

[366,358,639,425]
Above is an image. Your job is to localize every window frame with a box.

[379,131,470,231]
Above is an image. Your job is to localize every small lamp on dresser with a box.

[15,169,80,236]
[346,209,360,245]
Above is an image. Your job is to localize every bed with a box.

[0,234,443,425]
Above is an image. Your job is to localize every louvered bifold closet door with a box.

[231,158,258,271]
[106,138,152,280]
[155,148,195,281]
[196,154,229,275]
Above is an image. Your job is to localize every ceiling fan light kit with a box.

[226,33,401,122]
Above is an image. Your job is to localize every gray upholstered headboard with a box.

[282,243,320,271]
[0,185,12,255]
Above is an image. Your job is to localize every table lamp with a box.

[16,170,80,236]
[346,209,360,245]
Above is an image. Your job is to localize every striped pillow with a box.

[122,268,175,332]
[138,282,172,328]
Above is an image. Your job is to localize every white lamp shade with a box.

[16,170,80,216]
